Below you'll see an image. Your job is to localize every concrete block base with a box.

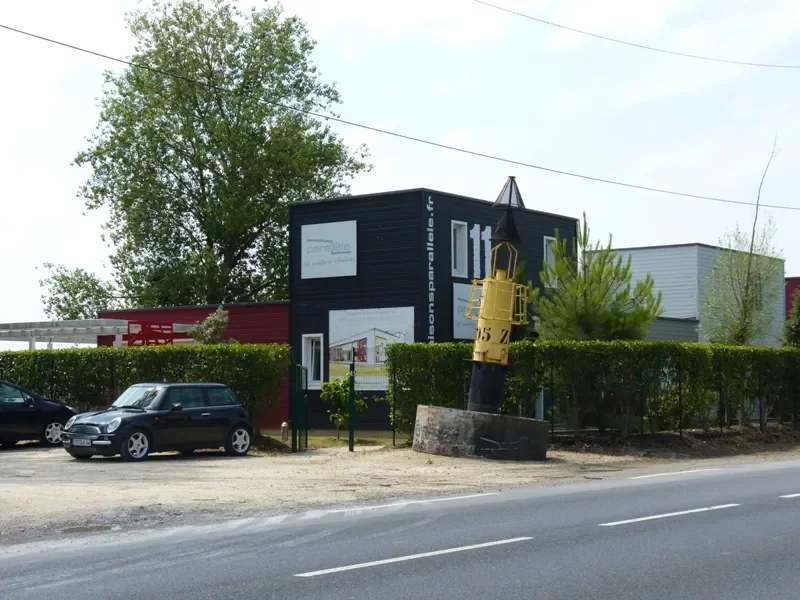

[412,405,549,461]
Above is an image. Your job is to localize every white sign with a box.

[453,282,480,340]
[301,220,357,279]
[329,307,415,390]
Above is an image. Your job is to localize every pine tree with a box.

[529,213,664,341]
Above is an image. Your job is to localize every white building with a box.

[612,243,785,346]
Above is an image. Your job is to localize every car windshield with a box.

[112,386,161,408]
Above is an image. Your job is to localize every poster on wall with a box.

[328,307,415,390]
[453,282,480,340]
[301,220,357,279]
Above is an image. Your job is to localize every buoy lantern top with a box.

[493,175,525,210]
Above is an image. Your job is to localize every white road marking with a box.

[598,504,740,527]
[299,510,328,521]
[294,536,533,577]
[629,468,721,480]
[779,493,800,499]
[261,514,289,526]
[321,493,499,515]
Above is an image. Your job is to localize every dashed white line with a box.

[779,493,800,499]
[598,504,740,527]
[629,468,722,480]
[294,536,532,577]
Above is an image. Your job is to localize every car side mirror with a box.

[170,403,183,412]
[23,397,34,407]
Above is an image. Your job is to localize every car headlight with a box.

[65,416,77,430]
[105,418,122,434]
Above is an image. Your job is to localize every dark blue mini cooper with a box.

[62,383,253,461]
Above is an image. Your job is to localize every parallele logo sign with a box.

[300,220,357,279]
[305,238,352,256]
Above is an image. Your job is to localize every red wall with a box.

[97,303,289,429]
[786,278,800,319]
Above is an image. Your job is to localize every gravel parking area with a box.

[0,442,643,543]
[3,440,800,545]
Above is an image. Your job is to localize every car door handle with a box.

[200,413,211,417]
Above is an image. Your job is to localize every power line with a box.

[1,22,798,212]
[474,0,800,70]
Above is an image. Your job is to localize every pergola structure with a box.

[0,319,196,349]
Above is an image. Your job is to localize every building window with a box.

[451,220,468,278]
[543,236,557,268]
[751,275,764,311]
[302,334,324,388]
[543,236,558,287]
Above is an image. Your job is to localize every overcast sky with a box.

[2,0,800,349]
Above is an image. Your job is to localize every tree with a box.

[39,263,120,320]
[188,306,229,344]
[700,139,782,346]
[72,0,369,309]
[528,213,664,341]
[320,373,367,439]
[510,259,537,341]
[785,288,800,347]
[700,217,783,345]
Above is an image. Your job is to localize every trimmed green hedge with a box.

[386,341,800,435]
[0,344,290,423]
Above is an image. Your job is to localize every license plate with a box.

[71,439,92,447]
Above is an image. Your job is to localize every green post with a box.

[291,364,298,453]
[348,351,356,452]
[678,364,683,441]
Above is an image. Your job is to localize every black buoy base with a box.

[467,360,507,414]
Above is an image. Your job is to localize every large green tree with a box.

[528,213,664,341]
[65,0,368,309]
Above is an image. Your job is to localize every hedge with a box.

[386,341,800,435]
[0,344,290,423]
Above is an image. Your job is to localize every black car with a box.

[0,380,77,447]
[61,383,254,461]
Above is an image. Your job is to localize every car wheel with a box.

[224,426,251,457]
[120,429,151,462]
[41,421,65,446]
[69,453,92,460]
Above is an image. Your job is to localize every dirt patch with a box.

[550,425,800,459]
[250,434,291,453]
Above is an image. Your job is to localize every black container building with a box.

[288,187,578,428]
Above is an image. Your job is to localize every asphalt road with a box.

[2,458,800,600]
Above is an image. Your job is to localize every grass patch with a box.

[258,428,411,450]
[307,436,389,449]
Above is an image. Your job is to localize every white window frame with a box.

[451,220,468,278]
[543,236,558,287]
[301,333,324,389]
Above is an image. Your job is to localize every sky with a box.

[2,0,800,349]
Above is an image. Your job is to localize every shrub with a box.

[386,341,800,435]
[189,307,230,344]
[386,343,472,433]
[320,373,367,438]
[0,344,289,423]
